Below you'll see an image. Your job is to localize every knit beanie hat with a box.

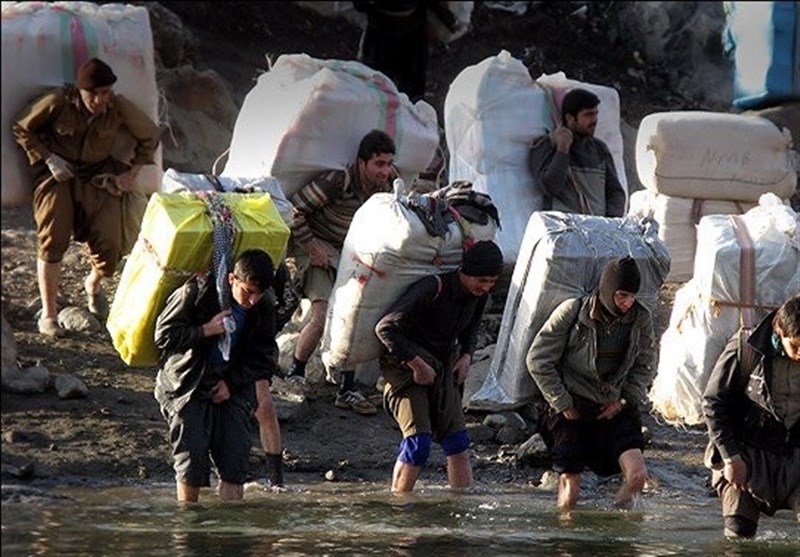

[598,256,640,314]
[461,241,504,277]
[76,58,117,90]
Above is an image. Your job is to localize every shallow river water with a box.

[2,481,797,556]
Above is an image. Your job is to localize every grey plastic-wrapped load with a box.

[468,211,671,412]
[649,194,800,425]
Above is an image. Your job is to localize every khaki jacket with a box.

[526,295,656,414]
[12,85,159,167]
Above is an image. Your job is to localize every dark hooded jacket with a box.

[154,273,278,414]
[703,310,800,468]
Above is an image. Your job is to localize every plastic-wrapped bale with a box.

[650,194,800,425]
[636,111,797,203]
[444,50,548,265]
[444,51,627,265]
[628,190,756,282]
[320,188,497,378]
[1,1,162,207]
[160,169,294,227]
[468,211,671,412]
[107,191,290,367]
[221,54,438,198]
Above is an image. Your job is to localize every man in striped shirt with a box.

[286,129,396,415]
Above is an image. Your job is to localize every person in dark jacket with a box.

[154,249,282,502]
[528,88,626,217]
[527,256,655,510]
[703,294,800,538]
[375,240,503,492]
[354,1,461,102]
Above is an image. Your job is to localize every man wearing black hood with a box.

[526,256,656,509]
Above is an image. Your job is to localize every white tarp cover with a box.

[468,211,671,412]
[1,1,161,206]
[320,185,497,376]
[222,54,439,198]
[636,111,797,202]
[444,50,627,264]
[650,195,800,425]
[161,168,294,226]
[628,190,755,282]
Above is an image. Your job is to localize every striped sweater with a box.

[290,165,390,249]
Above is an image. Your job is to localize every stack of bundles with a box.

[221,54,439,198]
[161,168,294,226]
[634,111,797,282]
[444,50,626,264]
[107,191,290,367]
[1,1,162,206]
[628,191,756,282]
[468,212,670,412]
[320,181,499,379]
[650,195,799,425]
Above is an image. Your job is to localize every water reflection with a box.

[1,482,797,556]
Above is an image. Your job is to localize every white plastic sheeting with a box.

[320,186,497,377]
[222,54,439,198]
[650,195,800,425]
[1,1,161,206]
[444,50,627,265]
[636,111,797,202]
[628,190,755,282]
[468,211,670,412]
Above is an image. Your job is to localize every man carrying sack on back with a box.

[13,57,160,337]
[529,88,625,217]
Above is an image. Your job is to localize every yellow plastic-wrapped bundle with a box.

[107,191,290,367]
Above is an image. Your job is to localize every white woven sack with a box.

[468,211,671,412]
[222,54,439,198]
[320,188,497,375]
[636,111,797,202]
[628,190,755,282]
[534,71,628,197]
[161,169,294,227]
[445,50,549,265]
[649,195,800,425]
[1,1,162,207]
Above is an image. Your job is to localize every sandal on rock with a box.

[38,316,64,337]
[86,289,109,319]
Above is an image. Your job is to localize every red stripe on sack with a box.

[70,15,89,73]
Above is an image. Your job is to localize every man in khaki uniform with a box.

[13,58,160,336]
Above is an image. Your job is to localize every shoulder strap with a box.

[737,328,758,374]
[432,274,443,301]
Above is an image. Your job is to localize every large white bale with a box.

[222,54,438,198]
[445,50,548,264]
[444,51,628,265]
[636,111,797,202]
[628,190,755,282]
[321,188,497,375]
[650,195,800,425]
[1,1,162,207]
[468,211,671,412]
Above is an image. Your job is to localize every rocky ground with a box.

[2,2,721,497]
